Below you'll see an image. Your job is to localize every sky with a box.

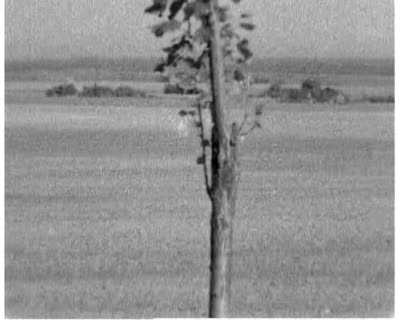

[5,0,394,61]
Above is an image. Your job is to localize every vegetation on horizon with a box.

[45,83,148,98]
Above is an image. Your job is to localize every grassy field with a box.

[5,83,394,317]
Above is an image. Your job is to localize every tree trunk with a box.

[208,130,240,318]
[207,0,241,317]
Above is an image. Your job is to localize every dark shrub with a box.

[302,80,349,104]
[309,87,349,104]
[114,86,147,98]
[79,84,114,97]
[280,88,310,102]
[164,83,184,94]
[267,83,281,98]
[114,86,134,97]
[183,86,201,95]
[319,87,339,103]
[367,95,394,103]
[253,75,269,84]
[164,83,200,95]
[45,83,77,97]
[302,78,321,91]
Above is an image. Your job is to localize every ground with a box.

[5,82,394,317]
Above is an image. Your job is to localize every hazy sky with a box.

[5,0,394,61]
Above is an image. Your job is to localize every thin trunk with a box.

[207,0,241,317]
[208,133,240,318]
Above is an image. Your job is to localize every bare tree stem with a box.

[197,102,212,199]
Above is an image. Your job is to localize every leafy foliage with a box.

[239,22,255,30]
[144,0,168,16]
[147,0,258,200]
[169,0,187,19]
[145,0,255,74]
[152,20,182,37]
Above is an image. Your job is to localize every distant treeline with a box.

[5,57,155,73]
[248,57,394,76]
[5,56,394,81]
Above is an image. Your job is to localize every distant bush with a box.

[317,87,339,103]
[46,82,148,98]
[301,78,321,91]
[79,84,114,97]
[253,75,270,84]
[366,95,394,103]
[77,84,147,98]
[164,83,184,94]
[114,85,147,98]
[184,87,201,95]
[45,83,78,97]
[280,88,311,103]
[265,83,310,102]
[164,83,201,95]
[266,83,282,98]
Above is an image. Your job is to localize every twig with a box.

[197,102,212,199]
[238,112,249,133]
[240,121,260,137]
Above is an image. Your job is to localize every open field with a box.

[5,83,394,317]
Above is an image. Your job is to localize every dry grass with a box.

[5,87,394,317]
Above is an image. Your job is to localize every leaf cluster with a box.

[145,0,255,73]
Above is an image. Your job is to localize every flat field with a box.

[5,82,394,317]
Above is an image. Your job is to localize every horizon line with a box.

[5,55,395,64]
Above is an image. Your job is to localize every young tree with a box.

[145,0,260,317]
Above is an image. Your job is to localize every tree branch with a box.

[240,121,260,137]
[238,112,249,133]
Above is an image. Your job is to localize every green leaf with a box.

[220,23,239,39]
[223,47,233,58]
[182,57,203,70]
[152,20,182,37]
[233,68,245,81]
[163,37,193,54]
[169,0,186,20]
[154,60,166,72]
[240,13,252,18]
[145,0,168,17]
[183,2,195,20]
[165,51,180,68]
[240,22,256,31]
[184,1,209,20]
[237,39,253,61]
